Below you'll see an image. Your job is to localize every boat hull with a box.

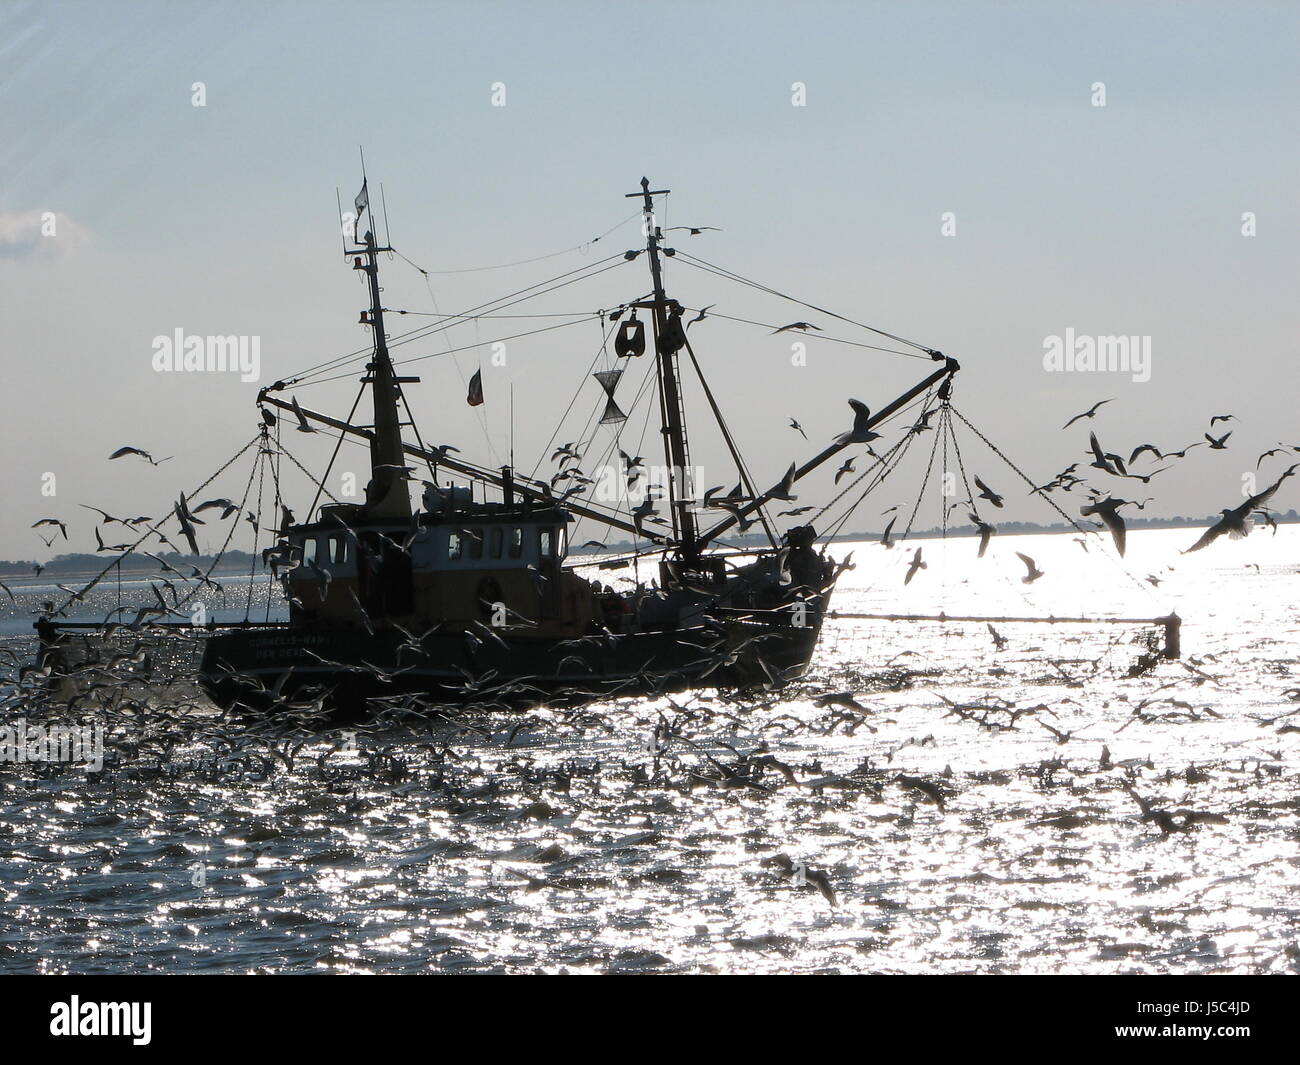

[197,607,827,715]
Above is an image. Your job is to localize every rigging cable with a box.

[671,250,938,358]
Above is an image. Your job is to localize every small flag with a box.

[466,369,484,406]
[354,179,369,217]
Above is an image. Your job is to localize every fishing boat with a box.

[36,171,975,715]
[198,176,958,712]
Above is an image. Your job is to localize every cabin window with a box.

[539,527,554,559]
[489,527,503,559]
[448,531,463,561]
[301,538,318,564]
[508,527,523,559]
[467,528,484,560]
[330,536,347,565]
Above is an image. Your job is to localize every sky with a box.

[1,0,1298,560]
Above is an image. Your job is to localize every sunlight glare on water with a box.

[0,526,1297,974]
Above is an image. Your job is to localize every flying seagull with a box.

[1062,398,1114,430]
[904,547,926,585]
[1128,443,1163,465]
[32,518,68,540]
[834,458,856,484]
[291,396,316,433]
[1184,465,1297,553]
[835,399,881,446]
[788,418,807,440]
[771,321,821,335]
[974,475,1004,509]
[770,462,798,502]
[109,446,170,465]
[1088,432,1124,476]
[1080,496,1131,556]
[1205,431,1232,450]
[687,304,714,328]
[968,512,995,558]
[665,226,721,236]
[1015,552,1044,583]
[174,497,201,556]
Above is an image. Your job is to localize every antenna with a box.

[510,383,515,468]
[334,187,347,258]
[380,182,392,252]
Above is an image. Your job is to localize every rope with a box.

[671,250,936,358]
[949,405,1158,602]
[46,435,262,617]
[388,206,641,275]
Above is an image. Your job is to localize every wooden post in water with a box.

[1160,613,1181,659]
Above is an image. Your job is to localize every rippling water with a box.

[1,527,1297,974]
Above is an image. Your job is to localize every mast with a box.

[628,177,697,561]
[350,187,412,521]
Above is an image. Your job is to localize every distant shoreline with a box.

[6,512,1294,579]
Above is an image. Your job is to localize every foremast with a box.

[349,190,412,521]
[629,177,699,563]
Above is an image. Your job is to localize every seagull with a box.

[1205,431,1232,450]
[771,321,821,335]
[1128,443,1164,465]
[987,623,1007,650]
[32,518,68,540]
[834,459,856,484]
[911,408,937,434]
[192,498,240,519]
[974,475,1004,509]
[1184,465,1297,552]
[904,547,926,585]
[93,527,132,553]
[1061,398,1114,429]
[1164,442,1203,460]
[174,496,201,556]
[968,512,995,557]
[291,396,316,433]
[1123,465,1171,484]
[1015,552,1044,583]
[788,417,807,440]
[665,225,721,236]
[687,304,714,328]
[109,445,171,465]
[1208,414,1235,426]
[1080,496,1133,556]
[879,515,897,549]
[769,462,799,502]
[1088,432,1123,476]
[834,399,880,446]
[632,496,659,534]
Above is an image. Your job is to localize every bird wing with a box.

[1184,518,1228,553]
[847,398,870,432]
[1244,466,1297,512]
